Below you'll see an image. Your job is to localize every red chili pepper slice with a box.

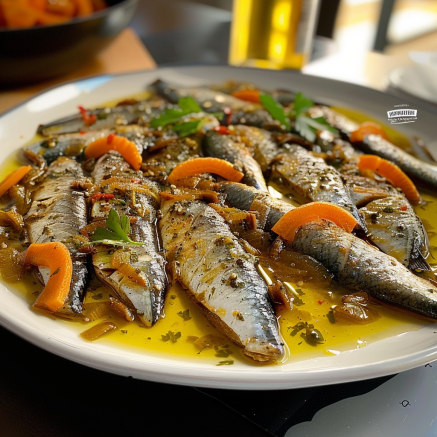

[107,133,115,144]
[91,193,115,202]
[213,126,231,135]
[400,204,408,211]
[224,107,233,126]
[131,178,142,184]
[78,105,97,126]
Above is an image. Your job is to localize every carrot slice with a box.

[350,121,389,143]
[272,202,358,243]
[358,155,420,203]
[85,135,142,170]
[23,242,73,313]
[0,166,32,198]
[73,0,93,16]
[230,90,261,103]
[167,157,244,185]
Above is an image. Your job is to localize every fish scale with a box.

[159,198,284,362]
[24,157,88,317]
[90,152,167,326]
[292,220,437,319]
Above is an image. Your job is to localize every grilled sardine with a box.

[160,198,284,362]
[24,157,88,316]
[90,152,167,326]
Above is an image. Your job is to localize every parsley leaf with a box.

[173,119,206,137]
[177,309,192,321]
[292,92,314,115]
[161,331,182,343]
[259,93,291,131]
[178,96,202,113]
[90,209,143,246]
[150,97,202,128]
[214,346,233,358]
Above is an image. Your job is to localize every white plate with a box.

[388,63,437,105]
[1,66,437,390]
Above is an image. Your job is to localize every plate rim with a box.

[1,65,437,390]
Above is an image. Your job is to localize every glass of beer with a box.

[229,0,320,70]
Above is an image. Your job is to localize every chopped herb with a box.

[90,209,144,246]
[150,97,202,128]
[170,295,177,300]
[121,330,128,334]
[292,92,314,116]
[161,331,182,343]
[216,360,234,366]
[291,92,339,142]
[186,335,199,343]
[293,296,305,306]
[327,310,336,324]
[178,96,202,113]
[295,288,305,296]
[259,93,291,131]
[173,119,206,137]
[177,309,192,321]
[214,346,233,358]
[290,322,306,337]
[300,325,325,346]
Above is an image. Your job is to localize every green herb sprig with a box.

[90,209,143,246]
[150,96,223,137]
[150,97,202,128]
[259,91,339,142]
[292,93,338,142]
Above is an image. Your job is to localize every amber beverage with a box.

[229,0,320,69]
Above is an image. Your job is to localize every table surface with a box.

[1,6,436,436]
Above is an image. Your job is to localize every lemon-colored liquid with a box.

[1,109,436,367]
[229,0,317,70]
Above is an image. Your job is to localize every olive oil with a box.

[229,0,320,70]
[0,108,436,367]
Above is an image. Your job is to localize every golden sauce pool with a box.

[0,108,436,367]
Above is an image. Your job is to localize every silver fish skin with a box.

[160,198,284,362]
[24,129,147,165]
[219,182,294,231]
[341,174,399,207]
[24,157,88,316]
[24,130,111,164]
[151,80,276,128]
[231,125,279,172]
[37,99,166,137]
[203,131,268,192]
[356,134,437,190]
[359,196,430,270]
[270,144,367,231]
[292,220,437,319]
[308,106,359,138]
[91,152,167,326]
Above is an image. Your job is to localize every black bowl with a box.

[0,0,137,86]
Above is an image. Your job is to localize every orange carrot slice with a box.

[350,121,389,143]
[272,202,358,243]
[23,242,73,313]
[0,165,32,198]
[85,135,142,170]
[230,90,261,103]
[167,157,244,185]
[358,155,420,203]
[73,0,93,16]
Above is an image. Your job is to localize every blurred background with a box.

[131,0,437,65]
